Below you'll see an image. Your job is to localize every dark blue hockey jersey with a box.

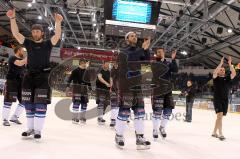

[118,45,150,78]
[155,58,178,81]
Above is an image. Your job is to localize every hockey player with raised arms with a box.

[115,32,151,150]
[152,48,178,140]
[6,9,63,139]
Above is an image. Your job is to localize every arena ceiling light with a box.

[61,33,65,41]
[27,3,32,7]
[77,47,81,50]
[181,50,188,56]
[38,15,42,20]
[48,26,53,31]
[68,10,90,16]
[227,28,233,33]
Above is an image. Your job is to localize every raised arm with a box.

[51,13,63,46]
[141,37,151,60]
[170,50,178,73]
[228,56,236,79]
[213,57,224,79]
[6,9,25,44]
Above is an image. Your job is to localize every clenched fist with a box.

[6,9,15,19]
[55,13,63,23]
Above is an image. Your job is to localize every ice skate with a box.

[153,129,158,141]
[115,134,125,149]
[110,119,116,128]
[72,118,79,124]
[79,117,86,124]
[10,116,22,125]
[34,131,41,140]
[136,134,151,150]
[22,129,34,138]
[98,117,106,125]
[159,126,167,139]
[3,119,10,126]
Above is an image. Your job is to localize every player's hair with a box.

[79,59,86,65]
[155,47,165,54]
[14,46,23,54]
[31,24,44,32]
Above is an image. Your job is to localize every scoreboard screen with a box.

[112,0,152,24]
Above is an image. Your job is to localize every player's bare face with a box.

[103,62,109,70]
[218,67,225,77]
[32,30,43,41]
[187,81,192,87]
[79,62,86,68]
[128,33,137,45]
[156,49,165,59]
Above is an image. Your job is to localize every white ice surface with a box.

[0,96,239,159]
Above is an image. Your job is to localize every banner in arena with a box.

[60,48,116,61]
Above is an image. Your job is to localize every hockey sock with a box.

[2,102,12,120]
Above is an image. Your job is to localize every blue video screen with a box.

[112,0,152,24]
